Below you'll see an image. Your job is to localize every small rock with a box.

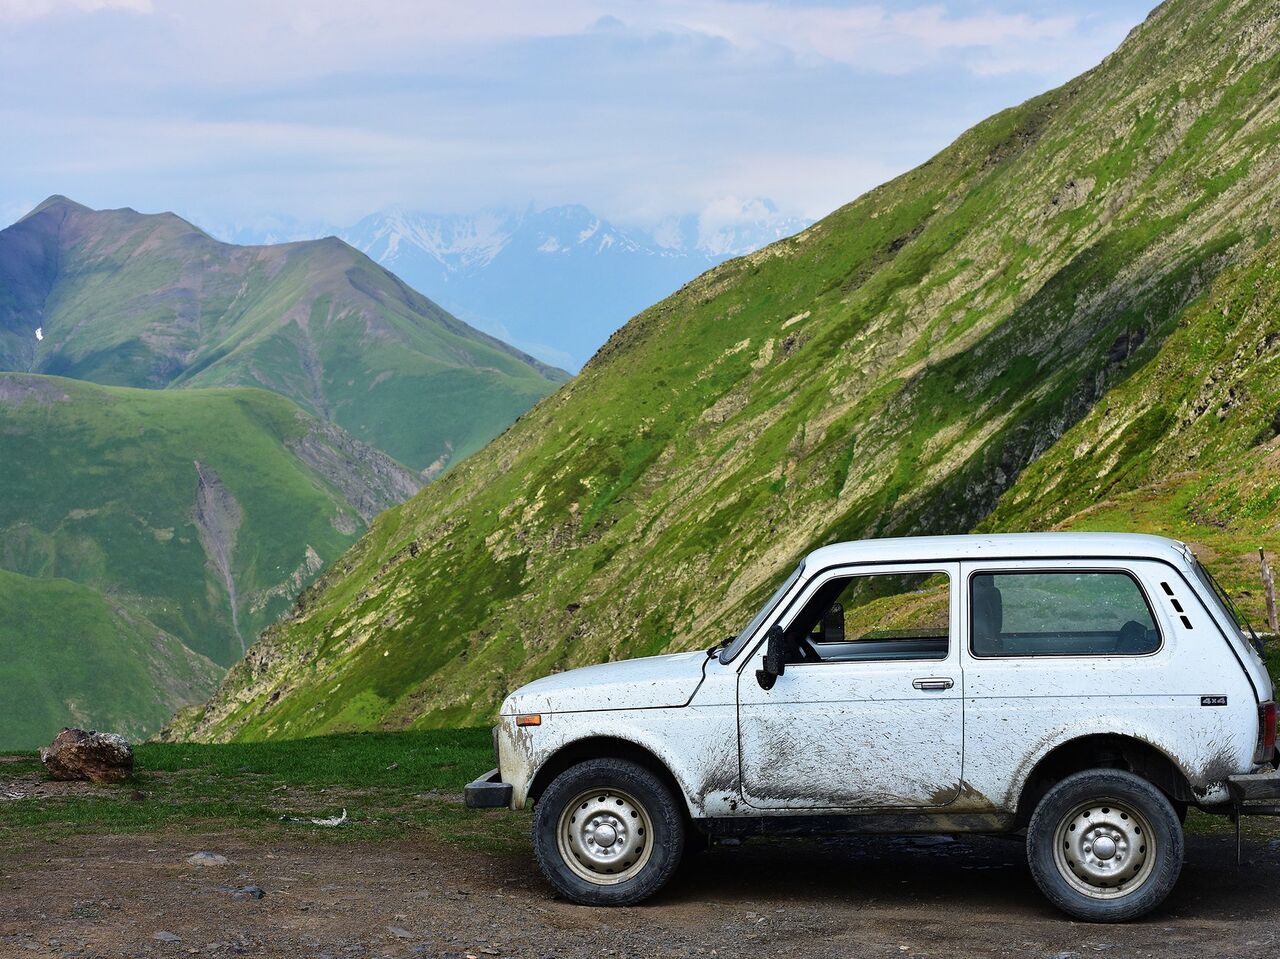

[187,852,230,867]
[38,728,134,783]
[388,927,414,940]
[232,885,265,900]
[154,931,181,942]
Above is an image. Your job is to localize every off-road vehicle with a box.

[467,533,1279,921]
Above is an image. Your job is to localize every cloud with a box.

[0,0,150,20]
[0,0,1153,230]
[0,0,1123,81]
[627,1,1080,73]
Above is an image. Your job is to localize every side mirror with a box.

[755,624,786,690]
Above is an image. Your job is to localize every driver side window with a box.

[785,570,951,664]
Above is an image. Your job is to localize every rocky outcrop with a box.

[192,461,245,654]
[39,728,134,783]
[288,419,421,524]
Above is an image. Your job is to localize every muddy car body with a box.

[467,533,1280,920]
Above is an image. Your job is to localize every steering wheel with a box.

[792,633,822,663]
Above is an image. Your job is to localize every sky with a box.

[0,0,1157,236]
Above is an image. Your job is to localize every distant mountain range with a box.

[227,200,812,370]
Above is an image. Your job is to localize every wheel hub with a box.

[1092,834,1117,861]
[1053,800,1154,900]
[558,788,653,886]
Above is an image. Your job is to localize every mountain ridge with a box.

[0,197,566,472]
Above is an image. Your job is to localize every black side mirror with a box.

[755,624,786,690]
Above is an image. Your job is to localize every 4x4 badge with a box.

[1201,695,1228,706]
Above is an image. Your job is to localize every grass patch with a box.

[0,729,529,853]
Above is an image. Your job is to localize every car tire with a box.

[1027,769,1183,922]
[533,757,685,906]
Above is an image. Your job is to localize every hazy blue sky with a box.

[1,0,1156,234]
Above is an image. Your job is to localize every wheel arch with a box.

[1014,733,1194,825]
[527,735,692,816]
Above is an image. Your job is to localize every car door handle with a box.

[912,677,954,691]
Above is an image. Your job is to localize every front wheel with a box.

[1027,769,1183,922]
[533,758,685,905]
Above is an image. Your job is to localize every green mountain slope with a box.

[0,568,221,749]
[179,0,1280,741]
[0,198,566,473]
[0,374,420,667]
[985,233,1280,598]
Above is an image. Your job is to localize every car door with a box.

[736,562,964,810]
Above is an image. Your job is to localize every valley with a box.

[0,375,423,747]
[0,195,566,746]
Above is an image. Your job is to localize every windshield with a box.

[1193,558,1263,654]
[719,562,804,663]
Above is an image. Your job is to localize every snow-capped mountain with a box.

[647,199,812,259]
[337,202,811,370]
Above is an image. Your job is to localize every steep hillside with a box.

[180,0,1280,741]
[986,233,1280,603]
[0,568,220,749]
[0,199,565,473]
[0,374,420,666]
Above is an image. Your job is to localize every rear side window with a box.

[970,571,1160,658]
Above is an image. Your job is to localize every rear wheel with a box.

[533,758,685,905]
[1027,769,1183,922]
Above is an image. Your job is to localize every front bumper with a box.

[464,768,513,809]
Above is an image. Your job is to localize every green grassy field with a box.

[6,715,1279,854]
[0,729,527,852]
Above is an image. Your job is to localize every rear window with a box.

[970,570,1161,658]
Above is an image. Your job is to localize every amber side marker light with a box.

[516,713,542,727]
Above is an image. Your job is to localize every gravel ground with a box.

[3,824,1280,958]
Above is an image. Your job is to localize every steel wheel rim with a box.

[1052,797,1156,900]
[557,786,654,886]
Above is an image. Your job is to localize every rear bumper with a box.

[1227,769,1280,815]
[464,768,513,809]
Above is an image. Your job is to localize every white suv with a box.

[466,533,1279,921]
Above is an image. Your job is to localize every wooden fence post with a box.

[1261,548,1279,634]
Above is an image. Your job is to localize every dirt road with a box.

[4,823,1280,958]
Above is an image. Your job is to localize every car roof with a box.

[804,532,1193,569]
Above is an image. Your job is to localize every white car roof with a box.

[805,532,1193,569]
